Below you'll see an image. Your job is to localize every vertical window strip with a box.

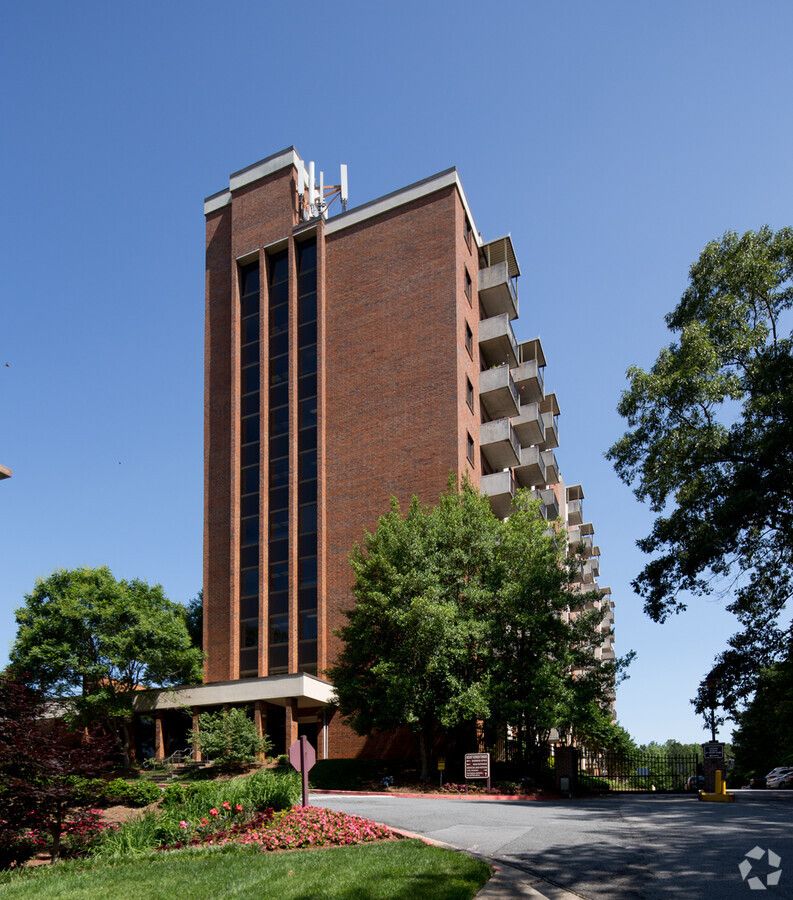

[296,239,318,675]
[268,250,289,675]
[239,262,260,677]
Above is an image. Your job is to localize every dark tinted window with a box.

[241,516,259,546]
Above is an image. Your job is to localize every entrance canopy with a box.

[133,673,336,713]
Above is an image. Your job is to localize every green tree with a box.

[607,227,793,711]
[732,657,793,780]
[488,492,618,754]
[184,589,203,652]
[328,480,621,780]
[328,484,495,780]
[10,567,203,769]
[191,708,272,769]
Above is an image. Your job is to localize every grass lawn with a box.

[0,839,491,900]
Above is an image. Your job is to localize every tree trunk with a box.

[115,720,132,771]
[49,809,62,864]
[122,719,137,767]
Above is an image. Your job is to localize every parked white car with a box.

[765,767,793,788]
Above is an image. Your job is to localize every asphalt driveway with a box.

[311,793,793,899]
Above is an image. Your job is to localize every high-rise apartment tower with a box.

[190,147,613,759]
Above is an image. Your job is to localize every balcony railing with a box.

[511,401,544,447]
[478,262,518,320]
[511,358,544,405]
[479,314,518,368]
[481,469,516,519]
[480,418,521,469]
[532,487,560,521]
[539,411,559,449]
[541,449,559,484]
[479,365,519,419]
[567,498,583,526]
[514,445,546,488]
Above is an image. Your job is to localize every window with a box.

[467,432,475,465]
[466,377,474,411]
[267,249,289,676]
[464,268,472,303]
[465,321,473,357]
[464,216,472,250]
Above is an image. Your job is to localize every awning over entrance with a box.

[133,673,336,713]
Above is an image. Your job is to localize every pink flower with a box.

[235,803,243,813]
[210,808,219,817]
[222,801,231,810]
[179,821,189,829]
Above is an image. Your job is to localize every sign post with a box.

[437,757,445,788]
[464,752,491,792]
[289,736,316,807]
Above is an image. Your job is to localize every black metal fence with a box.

[578,749,702,793]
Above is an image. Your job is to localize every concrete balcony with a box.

[581,559,598,584]
[511,358,544,405]
[539,412,559,449]
[479,314,518,368]
[567,528,594,557]
[479,234,520,317]
[481,469,515,519]
[532,487,560,521]
[567,498,583,526]
[569,560,585,583]
[541,449,559,484]
[511,402,544,447]
[480,418,521,469]
[514,445,545,488]
[478,262,518,320]
[479,365,519,419]
[538,393,560,449]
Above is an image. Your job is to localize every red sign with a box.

[465,752,490,780]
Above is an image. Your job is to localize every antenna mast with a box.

[299,161,348,221]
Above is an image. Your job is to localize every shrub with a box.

[192,709,272,768]
[100,779,163,807]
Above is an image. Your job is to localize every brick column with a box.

[554,745,578,794]
[191,710,202,762]
[155,712,166,760]
[286,698,299,750]
[702,743,725,793]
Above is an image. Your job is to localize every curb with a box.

[311,789,562,801]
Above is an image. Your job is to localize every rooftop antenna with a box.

[298,161,349,220]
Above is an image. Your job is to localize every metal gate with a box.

[578,749,702,793]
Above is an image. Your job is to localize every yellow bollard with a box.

[699,768,734,802]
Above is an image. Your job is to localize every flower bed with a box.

[1,810,119,867]
[437,782,528,795]
[158,806,396,853]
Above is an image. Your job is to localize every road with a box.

[311,793,793,899]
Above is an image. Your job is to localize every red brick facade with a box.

[203,150,518,759]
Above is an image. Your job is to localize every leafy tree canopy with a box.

[10,567,203,766]
[607,227,793,711]
[328,479,623,779]
[732,658,793,780]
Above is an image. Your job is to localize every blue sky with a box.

[2,0,791,745]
